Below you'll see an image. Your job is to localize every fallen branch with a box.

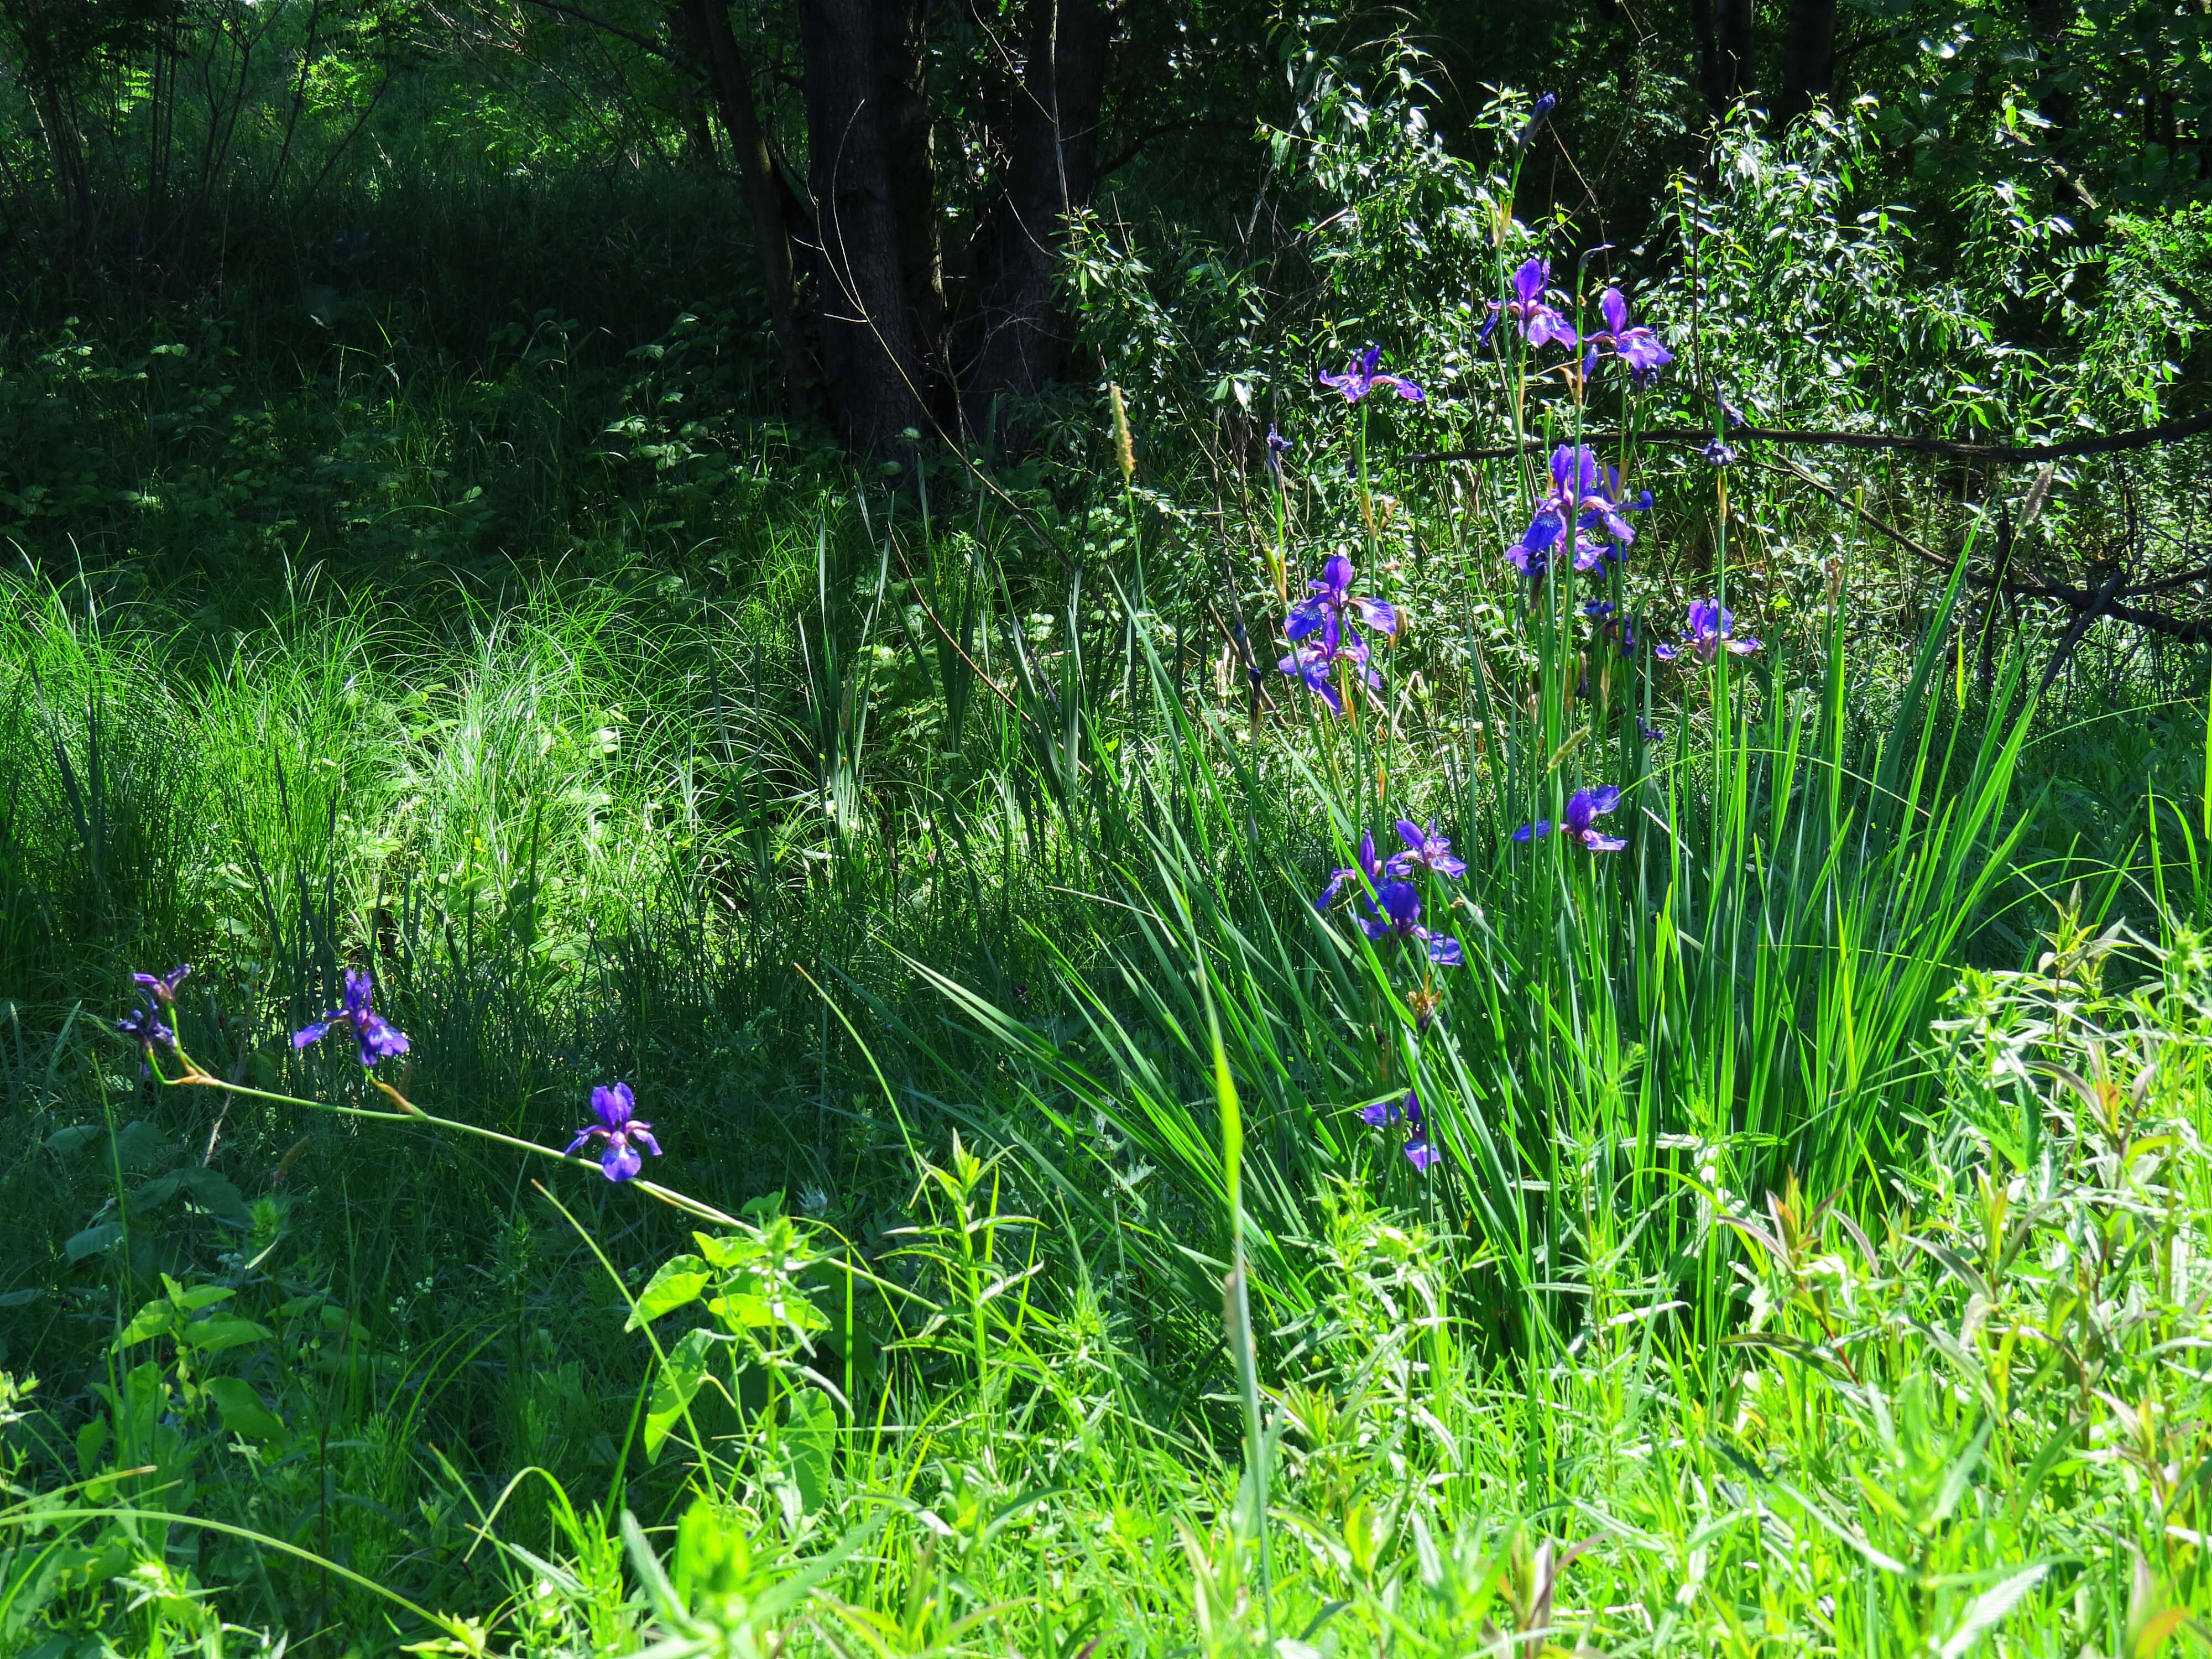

[1405,410,2212,468]
[1752,455,2212,646]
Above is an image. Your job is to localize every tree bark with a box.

[691,0,822,421]
[1713,0,1755,111]
[1691,0,1720,115]
[872,0,947,400]
[800,0,928,452]
[663,2,719,166]
[1776,0,1835,123]
[959,0,1112,448]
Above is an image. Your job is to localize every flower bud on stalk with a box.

[1109,383,1135,485]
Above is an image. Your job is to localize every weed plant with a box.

[2,81,2212,1659]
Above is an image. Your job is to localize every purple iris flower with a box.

[1280,633,1382,717]
[1581,288,1674,385]
[1357,880,1465,966]
[117,1001,174,1074]
[1319,345,1425,404]
[132,964,190,1005]
[1288,555,1399,652]
[1638,718,1664,742]
[1387,819,1468,879]
[1280,642,1343,716]
[1701,440,1738,467]
[1655,599,1761,664]
[1514,92,1557,155]
[293,968,411,1067]
[1265,424,1293,477]
[1584,602,1641,656]
[1481,259,1578,351]
[565,1081,662,1182]
[1513,785,1627,853]
[1507,446,1651,578]
[1314,830,1386,911]
[1359,1090,1438,1170]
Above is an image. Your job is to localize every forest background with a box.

[3,0,2212,1651]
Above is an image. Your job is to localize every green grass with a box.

[4,118,2212,1654]
[3,453,2210,1651]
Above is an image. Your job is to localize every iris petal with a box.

[603,1139,643,1182]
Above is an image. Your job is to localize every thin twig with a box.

[1405,410,2212,468]
[1755,455,2212,645]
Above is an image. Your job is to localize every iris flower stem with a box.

[1269,457,1290,609]
[158,1042,740,1228]
[1356,405,1373,568]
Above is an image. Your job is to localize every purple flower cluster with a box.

[134,963,190,1006]
[1655,599,1761,664]
[1361,1090,1438,1170]
[1482,260,1673,394]
[1279,555,1395,716]
[566,1081,662,1182]
[1313,825,1467,967]
[116,962,189,1073]
[1319,345,1425,405]
[294,968,410,1068]
[1507,445,1651,578]
[1581,287,1674,386]
[1514,786,1627,853]
[115,959,675,1189]
[1483,258,1577,352]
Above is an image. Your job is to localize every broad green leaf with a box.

[206,1376,286,1442]
[0,1287,44,1308]
[693,1232,750,1270]
[75,1417,109,1478]
[112,1121,173,1168]
[66,1222,124,1264]
[626,1256,709,1330]
[710,1290,827,1334]
[643,1327,716,1463]
[708,1292,776,1331]
[176,1169,250,1226]
[783,1386,835,1516]
[180,1317,274,1352]
[130,1175,182,1209]
[116,1298,176,1347]
[44,1125,99,1155]
[172,1284,236,1313]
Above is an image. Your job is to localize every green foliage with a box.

[2,16,2212,1653]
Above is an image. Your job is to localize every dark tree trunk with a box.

[691,0,822,421]
[664,3,719,166]
[1776,0,1835,123]
[1691,0,1720,115]
[872,0,947,398]
[799,0,931,453]
[958,0,1112,447]
[1714,0,1755,111]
